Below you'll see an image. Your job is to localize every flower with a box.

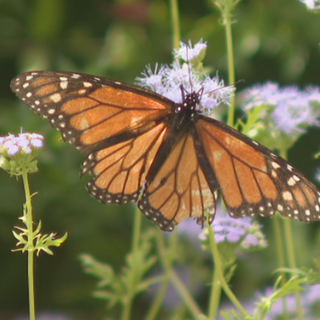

[300,0,320,10]
[242,82,320,150]
[0,132,44,156]
[0,132,44,175]
[199,206,267,255]
[136,40,234,116]
[174,39,207,64]
[243,82,320,135]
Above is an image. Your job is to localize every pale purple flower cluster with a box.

[213,211,266,249]
[198,207,267,252]
[0,133,44,156]
[174,39,207,62]
[243,82,320,136]
[300,0,320,9]
[136,41,234,113]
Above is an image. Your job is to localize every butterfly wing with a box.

[139,129,219,231]
[11,70,177,206]
[10,71,173,153]
[82,122,168,204]
[195,116,320,222]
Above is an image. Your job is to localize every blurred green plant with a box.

[0,133,67,320]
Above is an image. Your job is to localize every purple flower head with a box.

[244,82,320,134]
[300,0,320,9]
[136,40,234,115]
[174,39,207,63]
[242,82,320,149]
[199,206,267,255]
[0,132,44,157]
[135,64,169,94]
[0,132,44,175]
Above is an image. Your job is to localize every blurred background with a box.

[0,0,320,319]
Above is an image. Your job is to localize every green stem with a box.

[283,218,304,320]
[273,216,288,317]
[208,266,222,319]
[206,213,249,318]
[156,230,202,317]
[169,0,181,51]
[121,207,142,320]
[279,149,304,320]
[22,169,36,320]
[273,216,285,269]
[144,276,169,320]
[145,229,179,320]
[169,268,202,315]
[224,9,235,127]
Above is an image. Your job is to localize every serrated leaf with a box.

[35,232,68,256]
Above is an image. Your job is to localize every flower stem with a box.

[156,230,202,317]
[224,9,236,127]
[169,0,181,50]
[279,148,304,320]
[22,168,36,320]
[121,207,142,320]
[208,266,222,319]
[214,0,238,127]
[206,212,249,318]
[144,276,169,320]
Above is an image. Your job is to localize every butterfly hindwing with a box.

[82,123,168,204]
[196,116,320,222]
[139,131,218,231]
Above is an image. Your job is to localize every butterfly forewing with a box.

[196,117,320,222]
[10,71,173,153]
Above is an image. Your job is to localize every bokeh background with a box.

[1,0,320,319]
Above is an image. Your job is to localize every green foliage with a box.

[12,218,68,256]
[79,230,158,309]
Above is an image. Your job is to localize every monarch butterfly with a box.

[10,70,320,231]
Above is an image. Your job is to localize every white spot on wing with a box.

[282,191,293,201]
[50,93,62,102]
[60,81,68,89]
[287,177,296,186]
[272,162,280,169]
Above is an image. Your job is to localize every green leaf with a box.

[35,232,68,256]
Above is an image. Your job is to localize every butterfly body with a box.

[11,71,320,231]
